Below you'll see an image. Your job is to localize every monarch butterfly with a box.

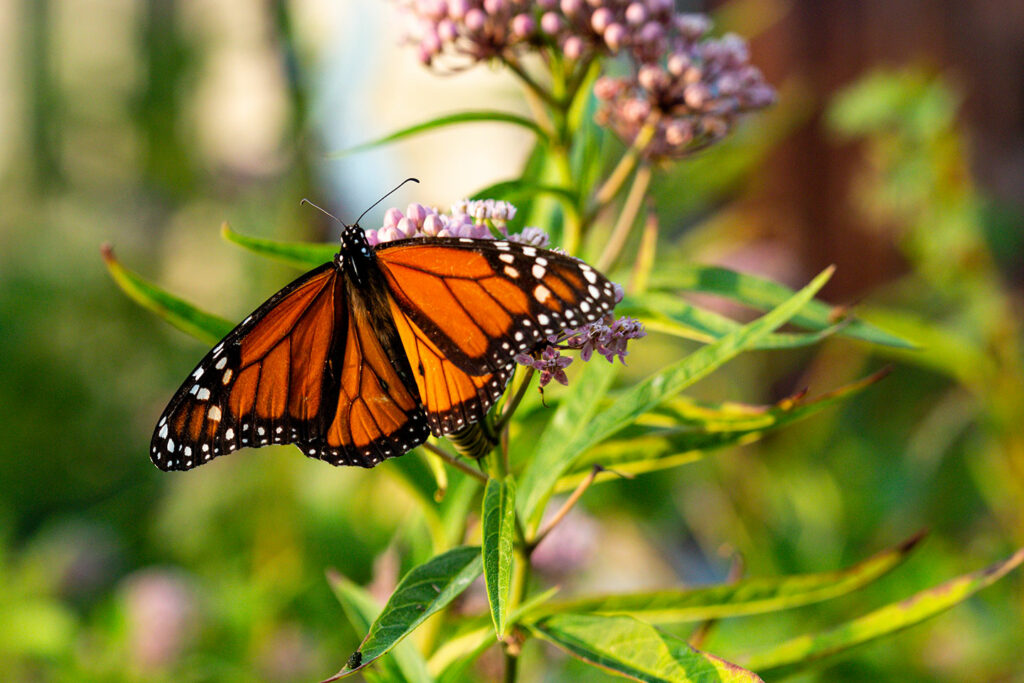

[151,201,618,471]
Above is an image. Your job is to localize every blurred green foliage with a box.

[1,2,1022,681]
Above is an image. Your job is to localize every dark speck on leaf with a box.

[347,651,362,669]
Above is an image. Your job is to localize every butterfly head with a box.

[339,223,372,259]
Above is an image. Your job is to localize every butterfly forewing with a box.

[376,238,619,376]
[150,262,429,470]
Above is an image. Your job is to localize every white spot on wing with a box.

[532,264,546,279]
[196,388,211,401]
[534,284,551,303]
[208,406,222,421]
[504,266,519,278]
[215,357,227,370]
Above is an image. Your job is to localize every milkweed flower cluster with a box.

[594,21,775,159]
[367,198,645,386]
[399,1,774,159]
[366,199,520,245]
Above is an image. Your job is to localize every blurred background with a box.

[1,0,1022,680]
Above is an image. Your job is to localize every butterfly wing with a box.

[151,263,428,470]
[375,237,619,434]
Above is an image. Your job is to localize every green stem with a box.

[501,55,560,109]
[590,116,659,215]
[423,442,488,483]
[596,163,652,271]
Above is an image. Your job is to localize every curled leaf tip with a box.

[100,242,115,263]
[898,529,929,554]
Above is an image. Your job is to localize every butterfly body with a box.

[152,226,617,471]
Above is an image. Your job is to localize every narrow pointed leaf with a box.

[520,268,834,526]
[326,547,483,680]
[529,532,924,623]
[648,264,912,349]
[529,613,762,682]
[326,570,433,683]
[221,223,335,270]
[482,477,517,638]
[328,111,544,158]
[621,292,847,349]
[518,361,619,527]
[101,244,232,344]
[557,369,890,486]
[741,548,1024,678]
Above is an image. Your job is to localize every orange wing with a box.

[150,263,429,470]
[375,237,619,434]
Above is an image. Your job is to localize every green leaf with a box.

[648,264,912,349]
[529,613,762,682]
[326,547,483,680]
[482,477,517,638]
[740,547,1024,678]
[326,570,433,683]
[529,532,924,623]
[556,369,890,488]
[101,244,232,344]
[328,111,545,158]
[221,222,334,270]
[520,267,834,527]
[518,361,619,528]
[620,292,846,350]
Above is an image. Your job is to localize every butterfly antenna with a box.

[301,198,348,227]
[354,177,420,226]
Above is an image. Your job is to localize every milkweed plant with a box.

[105,2,1024,681]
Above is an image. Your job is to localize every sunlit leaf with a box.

[621,292,846,349]
[556,369,890,488]
[325,547,483,680]
[101,244,232,344]
[221,222,334,270]
[328,111,545,158]
[519,267,834,527]
[648,264,912,349]
[740,548,1024,678]
[482,477,517,638]
[529,613,762,682]
[326,570,433,683]
[518,361,619,528]
[529,532,924,623]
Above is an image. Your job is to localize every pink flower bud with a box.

[590,7,612,33]
[540,11,562,34]
[382,207,404,229]
[511,13,534,37]
[437,18,458,41]
[624,3,647,26]
[448,0,470,20]
[563,35,584,59]
[676,13,711,39]
[593,76,621,100]
[405,203,428,227]
[421,30,442,55]
[560,0,582,17]
[639,20,663,45]
[664,119,692,146]
[638,64,666,91]
[684,83,710,108]
[422,213,445,235]
[622,97,650,123]
[483,0,505,15]
[667,51,690,76]
[464,7,486,31]
[378,225,400,243]
[396,217,416,238]
[603,22,626,50]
